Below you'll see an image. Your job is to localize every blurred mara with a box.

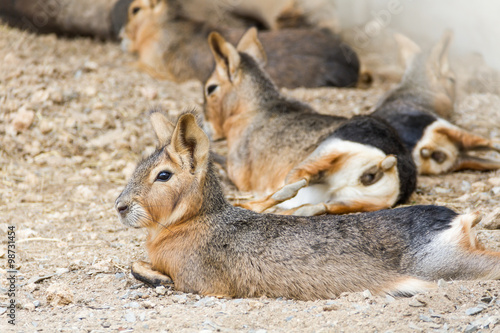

[120,0,359,88]
[372,32,500,174]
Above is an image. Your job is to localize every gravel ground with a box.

[1,24,500,332]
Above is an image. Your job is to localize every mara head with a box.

[121,0,167,52]
[318,141,401,210]
[204,27,276,140]
[115,111,210,231]
[413,119,500,174]
[395,31,456,119]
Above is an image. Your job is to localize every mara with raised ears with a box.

[204,28,415,216]
[371,32,500,174]
[115,111,500,300]
[120,0,359,88]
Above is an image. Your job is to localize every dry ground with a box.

[1,24,500,332]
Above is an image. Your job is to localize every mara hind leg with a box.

[280,199,391,216]
[131,61,171,81]
[437,126,500,152]
[236,179,308,212]
[433,125,500,171]
[452,155,500,171]
[131,261,174,287]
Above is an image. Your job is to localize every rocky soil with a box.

[1,24,500,332]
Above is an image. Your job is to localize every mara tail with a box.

[431,212,500,280]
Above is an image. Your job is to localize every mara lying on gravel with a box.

[372,32,500,174]
[203,29,415,216]
[119,0,359,88]
[114,111,500,300]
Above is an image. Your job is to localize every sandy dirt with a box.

[1,24,500,332]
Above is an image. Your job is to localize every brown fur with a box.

[436,127,497,150]
[172,0,339,32]
[116,112,500,300]
[1,0,117,39]
[280,199,390,216]
[205,30,413,215]
[372,32,500,174]
[121,0,359,88]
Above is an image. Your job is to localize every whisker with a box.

[134,201,174,234]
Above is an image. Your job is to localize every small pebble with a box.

[437,279,447,288]
[124,310,136,323]
[492,187,500,196]
[33,300,40,308]
[385,295,395,303]
[155,286,166,296]
[142,300,155,309]
[409,298,426,307]
[362,290,372,298]
[172,295,187,304]
[24,303,35,311]
[12,108,35,132]
[434,186,451,194]
[464,324,479,333]
[46,283,74,306]
[419,314,432,322]
[123,301,140,309]
[488,177,500,187]
[471,181,487,192]
[466,306,485,316]
[461,180,472,192]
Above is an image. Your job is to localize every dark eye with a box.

[360,166,383,186]
[206,84,218,96]
[361,173,375,185]
[431,151,447,164]
[131,6,141,15]
[156,171,172,182]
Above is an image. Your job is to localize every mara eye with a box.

[361,173,375,185]
[360,166,383,186]
[156,171,172,182]
[206,84,218,96]
[131,7,141,15]
[431,151,447,164]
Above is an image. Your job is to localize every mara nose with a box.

[116,201,129,215]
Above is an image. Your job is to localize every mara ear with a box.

[208,32,241,79]
[394,33,421,69]
[150,109,175,147]
[430,30,453,76]
[171,113,210,173]
[236,27,267,67]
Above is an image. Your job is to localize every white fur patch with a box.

[278,184,331,209]
[278,139,400,210]
[436,213,479,248]
[386,277,436,297]
[412,118,460,174]
[120,202,150,228]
